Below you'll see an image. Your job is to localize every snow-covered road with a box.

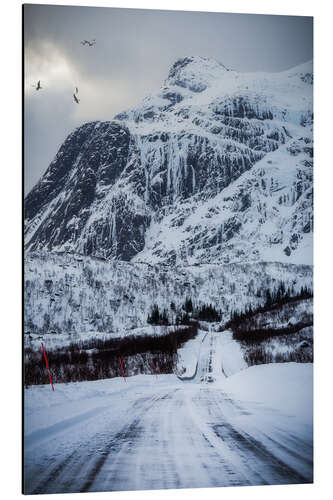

[24,331,313,493]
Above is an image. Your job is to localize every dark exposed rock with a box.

[24,57,313,265]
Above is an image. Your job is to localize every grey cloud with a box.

[24,4,313,194]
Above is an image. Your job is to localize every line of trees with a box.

[195,304,221,322]
[147,305,169,325]
[226,282,313,330]
[24,324,199,386]
[243,342,313,366]
[147,299,222,325]
[232,320,313,343]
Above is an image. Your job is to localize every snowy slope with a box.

[219,330,248,376]
[220,362,313,426]
[24,251,312,336]
[24,56,313,265]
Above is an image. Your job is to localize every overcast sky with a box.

[24,4,313,194]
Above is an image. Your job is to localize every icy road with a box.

[24,330,313,493]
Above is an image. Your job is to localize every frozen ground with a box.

[24,329,313,493]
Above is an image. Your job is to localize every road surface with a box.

[24,330,313,493]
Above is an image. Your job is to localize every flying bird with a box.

[32,80,42,90]
[73,93,80,104]
[80,39,96,47]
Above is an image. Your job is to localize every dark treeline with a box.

[225,282,313,333]
[24,324,198,386]
[232,320,313,343]
[195,304,221,322]
[147,305,170,325]
[244,342,313,366]
[147,299,221,325]
[222,281,314,367]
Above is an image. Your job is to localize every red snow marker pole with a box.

[153,363,158,378]
[41,343,54,391]
[118,356,126,382]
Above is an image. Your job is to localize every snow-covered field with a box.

[24,330,313,493]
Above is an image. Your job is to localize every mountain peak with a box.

[166,55,230,93]
[25,54,313,266]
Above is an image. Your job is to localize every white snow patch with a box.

[220,362,313,426]
[219,330,247,376]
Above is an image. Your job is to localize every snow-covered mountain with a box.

[24,56,313,265]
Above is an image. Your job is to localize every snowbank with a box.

[219,330,247,376]
[221,362,313,425]
[176,330,206,377]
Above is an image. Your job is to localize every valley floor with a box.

[24,330,313,494]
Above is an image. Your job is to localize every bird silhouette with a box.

[32,80,42,90]
[73,93,80,104]
[80,39,96,47]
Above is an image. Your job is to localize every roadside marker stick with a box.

[41,343,54,391]
[118,356,126,382]
[153,363,158,378]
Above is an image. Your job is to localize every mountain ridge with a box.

[24,56,313,265]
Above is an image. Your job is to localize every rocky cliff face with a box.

[24,56,313,265]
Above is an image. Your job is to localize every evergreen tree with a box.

[160,309,169,325]
[147,304,160,325]
[265,288,272,307]
[185,297,193,313]
[195,303,221,322]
